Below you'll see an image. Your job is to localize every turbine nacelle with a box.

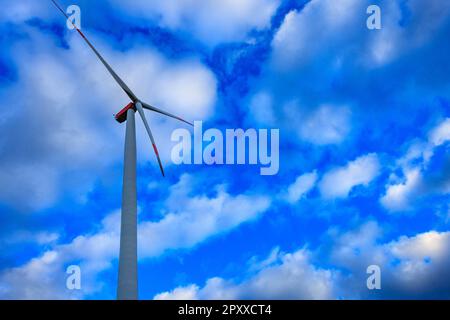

[113,100,193,177]
[114,102,135,123]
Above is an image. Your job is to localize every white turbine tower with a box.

[52,0,193,300]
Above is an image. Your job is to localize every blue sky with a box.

[0,0,449,300]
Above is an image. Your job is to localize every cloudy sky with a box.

[0,0,449,300]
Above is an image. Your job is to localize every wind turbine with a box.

[51,0,193,300]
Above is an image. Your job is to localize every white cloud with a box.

[138,175,271,257]
[156,224,450,300]
[384,231,450,294]
[4,231,60,246]
[277,101,351,146]
[155,248,337,300]
[271,0,450,69]
[297,105,351,145]
[247,247,281,273]
[330,221,450,298]
[284,171,317,203]
[429,118,450,147]
[380,169,421,212]
[319,153,380,199]
[109,0,280,46]
[389,231,450,261]
[154,284,199,300]
[381,118,450,212]
[271,0,364,70]
[0,210,119,299]
[0,0,54,23]
[383,0,450,65]
[329,221,385,271]
[397,141,434,169]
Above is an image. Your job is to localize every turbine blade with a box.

[135,102,165,177]
[141,102,193,126]
[51,0,137,102]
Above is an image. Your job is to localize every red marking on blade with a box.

[152,144,159,157]
[76,29,87,40]
[152,144,165,177]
